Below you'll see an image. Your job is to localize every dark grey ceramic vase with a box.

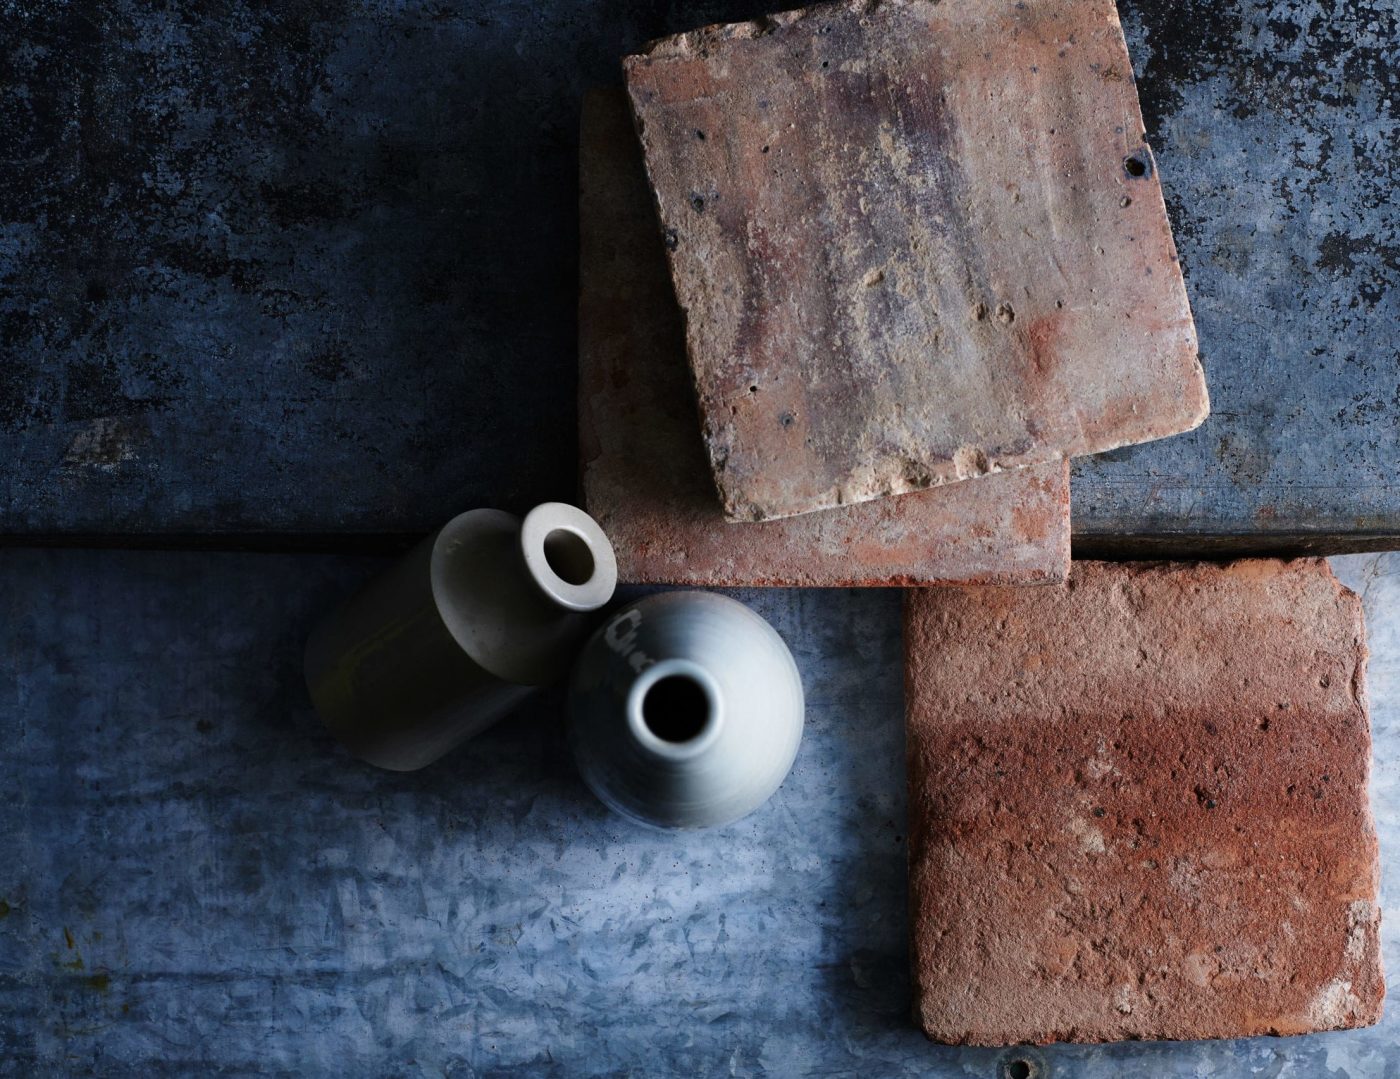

[305,502,617,770]
[568,591,804,828]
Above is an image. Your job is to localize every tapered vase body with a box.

[306,503,617,770]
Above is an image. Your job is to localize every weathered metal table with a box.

[0,553,1396,1075]
[0,0,1395,550]
[1,0,1396,1074]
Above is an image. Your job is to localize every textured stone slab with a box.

[624,0,1209,522]
[578,89,1069,587]
[905,559,1383,1045]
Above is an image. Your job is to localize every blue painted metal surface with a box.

[0,550,1396,1074]
[1072,0,1400,548]
[1,0,1396,1072]
[0,0,1395,546]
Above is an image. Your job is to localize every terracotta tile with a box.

[905,559,1383,1044]
[579,89,1069,587]
[624,0,1208,522]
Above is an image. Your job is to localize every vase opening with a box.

[543,527,595,586]
[641,673,712,744]
[517,503,617,613]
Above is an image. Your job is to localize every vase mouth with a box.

[626,659,724,760]
[518,502,617,613]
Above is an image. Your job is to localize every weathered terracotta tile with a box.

[624,0,1208,522]
[905,559,1383,1044]
[579,89,1069,587]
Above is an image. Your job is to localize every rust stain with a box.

[1026,314,1063,380]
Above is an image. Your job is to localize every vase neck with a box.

[626,659,725,761]
[517,502,617,613]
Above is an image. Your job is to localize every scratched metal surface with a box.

[0,0,1395,547]
[0,548,1395,1075]
[1072,0,1400,551]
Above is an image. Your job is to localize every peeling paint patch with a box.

[63,418,140,471]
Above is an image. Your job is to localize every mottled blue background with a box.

[0,552,1396,1075]
[1,0,1397,1074]
[0,0,1395,548]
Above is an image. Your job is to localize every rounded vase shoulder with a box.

[568,591,804,829]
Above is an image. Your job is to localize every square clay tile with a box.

[905,559,1383,1044]
[624,0,1209,522]
[579,88,1069,587]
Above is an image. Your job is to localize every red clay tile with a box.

[579,89,1069,587]
[905,559,1383,1044]
[624,0,1208,521]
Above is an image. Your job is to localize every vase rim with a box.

[518,502,618,613]
[625,658,725,760]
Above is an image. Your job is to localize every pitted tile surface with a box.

[905,559,1383,1044]
[625,0,1208,521]
[579,89,1069,587]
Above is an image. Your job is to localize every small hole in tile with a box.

[997,1048,1047,1079]
[1124,152,1150,178]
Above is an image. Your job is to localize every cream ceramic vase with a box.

[305,502,617,771]
[568,591,804,828]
